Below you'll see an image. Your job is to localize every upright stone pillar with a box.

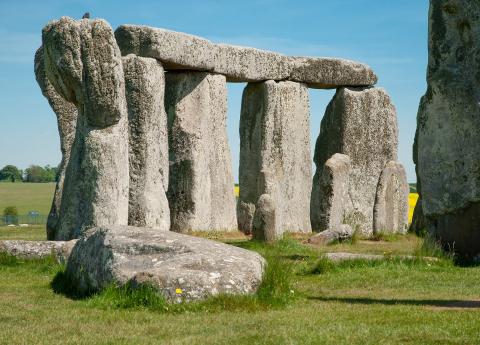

[165,72,237,232]
[238,80,312,238]
[311,87,405,236]
[34,46,78,240]
[123,55,170,230]
[415,0,480,259]
[42,17,129,240]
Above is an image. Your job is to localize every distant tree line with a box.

[0,164,59,183]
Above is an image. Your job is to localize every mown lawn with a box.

[0,225,46,241]
[0,231,479,345]
[0,182,55,215]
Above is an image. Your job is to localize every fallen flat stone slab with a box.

[114,24,377,87]
[66,226,265,302]
[289,57,377,89]
[323,252,438,263]
[0,240,77,263]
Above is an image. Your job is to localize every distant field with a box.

[0,182,55,215]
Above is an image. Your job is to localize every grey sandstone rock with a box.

[312,87,398,235]
[289,57,377,89]
[42,17,129,240]
[415,0,480,259]
[308,225,353,246]
[115,25,215,71]
[114,25,376,87]
[0,240,77,263]
[34,46,78,240]
[66,226,265,302]
[239,80,312,237]
[213,44,292,82]
[373,161,409,234]
[123,54,170,230]
[310,153,352,233]
[252,194,278,242]
[165,72,237,232]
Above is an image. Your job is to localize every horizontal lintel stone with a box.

[115,25,377,88]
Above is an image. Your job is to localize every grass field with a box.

[0,182,55,215]
[0,232,479,344]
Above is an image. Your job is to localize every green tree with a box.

[3,206,18,216]
[24,165,58,183]
[0,165,23,182]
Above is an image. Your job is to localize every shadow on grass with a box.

[307,296,480,309]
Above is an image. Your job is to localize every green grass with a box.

[0,225,46,241]
[0,182,55,215]
[1,233,480,344]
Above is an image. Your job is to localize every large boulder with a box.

[66,226,265,302]
[238,80,312,238]
[42,17,129,240]
[0,240,77,263]
[34,46,78,240]
[165,72,237,232]
[415,0,480,259]
[123,54,170,230]
[311,87,401,235]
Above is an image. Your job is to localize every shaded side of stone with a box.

[239,80,312,236]
[34,46,78,240]
[313,87,398,235]
[123,54,170,230]
[373,161,409,234]
[42,17,129,240]
[165,72,237,232]
[252,194,278,242]
[415,1,480,259]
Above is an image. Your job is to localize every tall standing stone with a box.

[34,46,78,240]
[165,72,237,232]
[238,80,312,238]
[42,17,129,240]
[311,87,402,235]
[414,0,480,259]
[123,54,170,230]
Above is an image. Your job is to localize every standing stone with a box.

[165,72,237,232]
[373,161,409,234]
[239,80,312,238]
[310,153,352,233]
[415,0,480,259]
[123,54,170,230]
[42,17,129,240]
[252,194,278,242]
[34,46,78,240]
[312,87,398,235]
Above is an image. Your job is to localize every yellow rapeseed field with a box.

[234,185,419,224]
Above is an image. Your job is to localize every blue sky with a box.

[0,0,428,182]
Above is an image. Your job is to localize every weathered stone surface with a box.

[115,25,215,71]
[42,17,129,240]
[165,72,237,232]
[410,197,427,235]
[310,153,352,233]
[66,226,265,302]
[213,44,292,82]
[0,240,77,263]
[114,25,376,87]
[313,87,398,235]
[252,194,278,242]
[34,46,78,240]
[415,1,480,259]
[290,57,377,89]
[239,80,312,236]
[123,54,170,230]
[307,225,353,246]
[373,161,409,234]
